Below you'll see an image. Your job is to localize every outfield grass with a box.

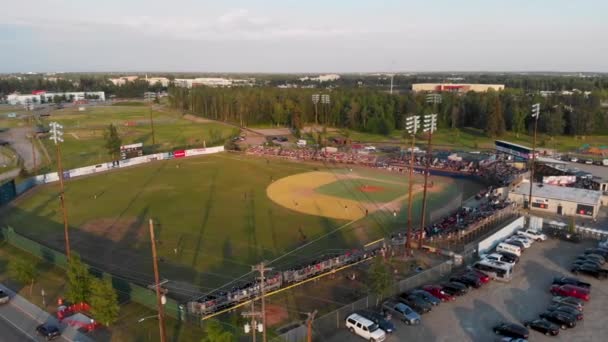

[38,105,237,171]
[3,153,480,293]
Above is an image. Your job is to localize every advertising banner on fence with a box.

[185,148,207,157]
[542,175,576,186]
[173,150,186,158]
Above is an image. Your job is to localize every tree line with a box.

[169,86,606,138]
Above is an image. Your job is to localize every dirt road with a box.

[0,127,40,171]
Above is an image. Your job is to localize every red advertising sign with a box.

[174,150,186,158]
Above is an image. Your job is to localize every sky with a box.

[1,0,607,73]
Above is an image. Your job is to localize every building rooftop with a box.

[511,182,602,206]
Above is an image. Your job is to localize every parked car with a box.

[381,300,420,325]
[407,289,441,306]
[571,264,608,279]
[580,253,605,264]
[483,253,516,266]
[439,282,469,296]
[545,227,582,243]
[585,159,593,164]
[552,276,591,289]
[550,285,590,301]
[397,294,432,314]
[36,324,61,341]
[449,273,482,289]
[497,251,520,264]
[421,285,455,302]
[546,305,583,320]
[572,259,602,269]
[356,311,395,334]
[517,229,547,242]
[599,239,608,249]
[570,157,578,162]
[493,322,529,339]
[551,296,584,311]
[499,338,528,342]
[539,311,577,329]
[584,248,608,258]
[0,290,9,304]
[463,269,491,283]
[523,319,560,336]
[504,239,527,250]
[507,236,533,248]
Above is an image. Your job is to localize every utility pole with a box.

[242,300,263,342]
[31,116,37,173]
[252,262,272,342]
[404,115,420,256]
[149,108,156,145]
[306,310,317,342]
[418,113,438,249]
[149,219,167,342]
[528,103,541,210]
[50,122,70,259]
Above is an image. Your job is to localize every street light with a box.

[528,103,541,209]
[50,121,71,259]
[418,113,438,249]
[404,115,420,256]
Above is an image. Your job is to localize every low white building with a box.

[7,91,106,105]
[145,77,170,87]
[299,74,341,82]
[174,77,233,88]
[108,76,139,86]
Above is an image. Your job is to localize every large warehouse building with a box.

[508,182,603,219]
[412,83,505,93]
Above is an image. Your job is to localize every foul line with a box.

[201,256,373,321]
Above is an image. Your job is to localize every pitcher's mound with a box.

[358,185,385,193]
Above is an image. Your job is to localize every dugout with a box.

[508,182,602,219]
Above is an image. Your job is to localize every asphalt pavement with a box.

[0,312,34,342]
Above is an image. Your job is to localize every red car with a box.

[422,285,455,302]
[463,269,491,284]
[550,284,590,301]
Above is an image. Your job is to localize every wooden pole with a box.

[405,134,416,256]
[418,130,434,249]
[57,144,70,259]
[149,219,167,342]
[306,310,317,342]
[149,108,156,145]
[253,262,272,342]
[528,118,538,210]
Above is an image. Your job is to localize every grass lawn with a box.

[37,105,238,171]
[3,153,482,295]
[315,177,409,203]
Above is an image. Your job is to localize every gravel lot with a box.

[327,238,607,342]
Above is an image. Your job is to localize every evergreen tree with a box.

[103,124,122,161]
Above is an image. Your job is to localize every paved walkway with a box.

[0,284,94,342]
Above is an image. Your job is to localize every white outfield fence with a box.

[15,146,225,195]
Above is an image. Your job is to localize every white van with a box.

[496,242,522,257]
[345,313,386,342]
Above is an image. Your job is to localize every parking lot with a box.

[328,238,607,342]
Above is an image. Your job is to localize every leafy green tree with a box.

[485,94,506,137]
[202,320,234,342]
[103,124,122,161]
[89,278,120,326]
[66,255,93,303]
[368,258,394,304]
[8,259,38,295]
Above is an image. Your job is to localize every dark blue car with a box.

[356,310,395,333]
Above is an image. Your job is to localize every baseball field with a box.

[1,152,483,298]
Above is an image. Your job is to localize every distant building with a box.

[174,78,234,88]
[299,74,341,82]
[145,76,170,87]
[108,76,139,86]
[412,83,505,93]
[7,91,106,105]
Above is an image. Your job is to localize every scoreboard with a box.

[120,143,144,160]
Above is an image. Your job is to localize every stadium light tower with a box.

[404,115,421,256]
[418,114,438,249]
[50,121,71,259]
[312,94,320,125]
[321,94,330,125]
[528,103,541,209]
